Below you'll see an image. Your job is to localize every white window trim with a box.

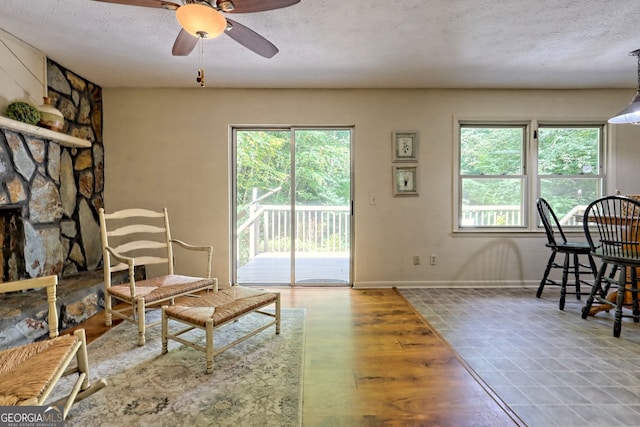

[452,115,614,234]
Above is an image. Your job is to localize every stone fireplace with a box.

[0,58,108,349]
[0,59,104,283]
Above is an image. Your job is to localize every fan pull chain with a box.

[196,34,205,87]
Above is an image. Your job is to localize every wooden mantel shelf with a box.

[0,115,91,148]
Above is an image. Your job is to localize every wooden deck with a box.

[236,252,350,285]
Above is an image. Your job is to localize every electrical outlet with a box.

[413,255,420,265]
[430,255,437,265]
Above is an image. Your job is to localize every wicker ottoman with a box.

[161,286,280,373]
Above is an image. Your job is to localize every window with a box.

[537,126,603,226]
[456,122,604,230]
[459,125,526,228]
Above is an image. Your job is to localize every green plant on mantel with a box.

[6,101,40,125]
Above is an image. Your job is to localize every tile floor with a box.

[400,286,640,427]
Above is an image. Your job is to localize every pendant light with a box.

[609,49,640,125]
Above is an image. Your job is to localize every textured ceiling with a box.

[0,0,640,89]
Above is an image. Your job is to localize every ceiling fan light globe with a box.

[176,4,226,39]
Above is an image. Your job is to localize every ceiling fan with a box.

[92,0,300,58]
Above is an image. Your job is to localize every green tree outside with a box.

[461,126,601,222]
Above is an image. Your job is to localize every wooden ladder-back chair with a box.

[99,207,218,346]
[0,275,106,419]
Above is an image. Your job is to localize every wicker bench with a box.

[161,286,280,373]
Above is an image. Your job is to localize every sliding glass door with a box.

[233,127,352,286]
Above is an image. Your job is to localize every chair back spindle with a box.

[583,196,640,261]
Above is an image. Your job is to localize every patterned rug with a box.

[51,308,305,427]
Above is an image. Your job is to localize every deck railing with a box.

[559,205,588,225]
[461,205,522,226]
[460,204,588,226]
[237,204,588,262]
[237,205,351,260]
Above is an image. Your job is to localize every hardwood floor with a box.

[70,287,524,426]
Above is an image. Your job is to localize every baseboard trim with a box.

[353,280,540,289]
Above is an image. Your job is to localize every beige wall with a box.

[0,29,45,112]
[102,87,640,288]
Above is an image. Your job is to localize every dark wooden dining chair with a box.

[536,198,597,310]
[581,195,640,337]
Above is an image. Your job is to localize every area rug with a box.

[50,308,305,427]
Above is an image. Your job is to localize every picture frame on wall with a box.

[393,165,418,196]
[392,131,418,162]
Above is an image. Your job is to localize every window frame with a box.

[453,118,610,233]
[536,124,605,230]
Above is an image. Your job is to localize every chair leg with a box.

[74,329,91,391]
[632,267,640,323]
[587,253,600,297]
[559,253,570,310]
[604,265,617,296]
[582,262,608,319]
[51,329,107,419]
[206,319,214,374]
[137,298,146,346]
[573,252,582,299]
[613,266,626,338]
[587,253,598,279]
[161,306,168,355]
[275,294,281,335]
[73,328,107,397]
[105,293,113,327]
[537,251,556,298]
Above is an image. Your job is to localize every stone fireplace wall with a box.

[0,59,103,280]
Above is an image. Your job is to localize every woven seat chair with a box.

[0,275,106,418]
[536,198,597,310]
[99,207,218,346]
[581,195,640,337]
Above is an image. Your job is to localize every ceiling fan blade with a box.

[225,0,300,14]
[172,29,198,56]
[90,0,169,8]
[224,19,278,58]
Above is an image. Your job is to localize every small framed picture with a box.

[392,131,418,162]
[393,165,418,196]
